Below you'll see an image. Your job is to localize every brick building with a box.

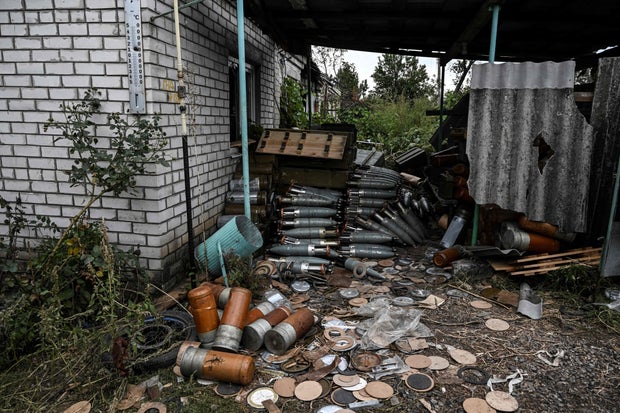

[0,0,308,288]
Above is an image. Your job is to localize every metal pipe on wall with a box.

[236,0,251,220]
[173,0,197,287]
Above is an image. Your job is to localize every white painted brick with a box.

[105,62,127,75]
[32,49,60,62]
[9,100,36,111]
[2,157,28,168]
[15,37,43,49]
[44,62,74,74]
[74,62,105,75]
[46,193,73,205]
[60,50,89,62]
[21,88,49,99]
[8,12,24,23]
[29,23,58,36]
[54,0,85,8]
[85,10,100,22]
[1,24,28,36]
[88,23,120,36]
[25,0,54,9]
[14,145,41,157]
[24,111,52,122]
[117,209,145,222]
[20,63,45,74]
[4,75,32,86]
[92,75,121,88]
[24,11,40,23]
[88,208,117,220]
[101,10,118,22]
[49,11,69,23]
[11,122,39,134]
[89,50,120,62]
[0,37,14,48]
[61,75,91,87]
[4,180,32,191]
[28,157,55,168]
[43,37,72,49]
[73,37,103,50]
[0,63,15,74]
[36,100,64,111]
[35,205,62,216]
[103,37,125,50]
[85,0,117,9]
[58,23,88,36]
[33,75,62,87]
[69,10,85,22]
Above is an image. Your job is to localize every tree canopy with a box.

[371,54,433,101]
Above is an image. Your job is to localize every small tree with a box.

[372,54,433,102]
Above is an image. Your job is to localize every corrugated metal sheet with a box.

[466,61,593,233]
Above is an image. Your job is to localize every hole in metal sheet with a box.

[533,132,555,174]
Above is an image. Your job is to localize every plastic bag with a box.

[360,307,432,350]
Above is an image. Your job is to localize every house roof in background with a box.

[244,0,620,65]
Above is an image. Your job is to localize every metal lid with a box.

[291,280,311,293]
[339,288,359,299]
[392,296,415,306]
[247,387,279,409]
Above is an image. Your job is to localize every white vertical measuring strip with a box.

[125,0,146,114]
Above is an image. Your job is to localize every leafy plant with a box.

[279,77,307,128]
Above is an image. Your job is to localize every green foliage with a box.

[371,54,433,101]
[336,61,368,109]
[339,96,437,163]
[279,77,307,128]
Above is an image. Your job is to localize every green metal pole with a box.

[601,158,620,275]
[237,0,251,220]
[472,3,500,247]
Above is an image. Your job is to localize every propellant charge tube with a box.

[517,216,576,243]
[201,282,230,309]
[264,308,315,355]
[242,306,292,351]
[188,285,220,348]
[179,346,255,385]
[212,287,252,352]
[244,301,276,327]
[433,245,465,267]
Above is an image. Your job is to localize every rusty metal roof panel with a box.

[466,61,593,233]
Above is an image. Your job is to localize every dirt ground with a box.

[130,245,620,413]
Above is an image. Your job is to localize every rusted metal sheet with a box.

[466,61,593,233]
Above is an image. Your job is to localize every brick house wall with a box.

[0,0,298,289]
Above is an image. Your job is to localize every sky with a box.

[344,50,458,92]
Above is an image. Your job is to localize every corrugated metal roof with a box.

[466,61,593,233]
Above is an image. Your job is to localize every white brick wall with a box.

[0,0,282,288]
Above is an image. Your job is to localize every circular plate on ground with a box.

[470,300,493,309]
[428,355,450,370]
[341,377,367,392]
[339,288,360,299]
[331,336,357,352]
[448,349,477,365]
[318,378,332,398]
[350,352,382,372]
[404,373,434,392]
[392,296,415,306]
[324,327,347,341]
[364,381,394,399]
[405,354,432,369]
[335,410,356,413]
[247,387,279,409]
[273,377,297,398]
[291,280,311,293]
[136,402,166,413]
[485,391,518,412]
[352,389,376,401]
[378,259,394,267]
[214,383,242,397]
[331,388,357,406]
[333,374,361,387]
[463,397,497,413]
[349,297,368,307]
[280,358,311,373]
[485,318,510,331]
[316,405,342,413]
[295,380,323,401]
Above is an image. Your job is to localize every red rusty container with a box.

[517,216,576,243]
[433,245,465,267]
[242,306,292,351]
[212,287,252,352]
[201,282,230,309]
[264,308,315,355]
[188,286,219,347]
[179,346,255,385]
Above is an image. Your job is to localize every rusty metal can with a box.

[212,287,252,352]
[242,306,292,351]
[188,286,220,347]
[433,245,465,267]
[244,301,276,326]
[201,282,230,309]
[179,346,255,385]
[264,308,315,355]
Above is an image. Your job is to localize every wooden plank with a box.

[511,258,600,276]
[510,254,601,271]
[512,247,601,264]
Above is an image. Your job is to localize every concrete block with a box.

[29,23,58,36]
[0,24,28,36]
[58,23,88,36]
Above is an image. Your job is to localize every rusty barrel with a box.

[179,346,255,385]
[212,287,252,352]
[201,283,230,309]
[188,285,220,347]
[242,306,292,351]
[433,246,465,268]
[244,301,276,326]
[264,308,314,355]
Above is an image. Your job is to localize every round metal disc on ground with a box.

[341,377,367,392]
[404,373,434,392]
[378,259,394,267]
[485,318,510,331]
[349,297,368,307]
[485,391,518,412]
[335,409,356,413]
[364,381,394,399]
[318,378,332,398]
[331,336,357,352]
[339,288,360,299]
[316,405,343,413]
[291,280,311,293]
[352,389,376,401]
[214,383,242,397]
[136,402,166,413]
[428,355,450,370]
[280,358,311,373]
[463,397,497,413]
[324,326,347,341]
[470,300,493,309]
[331,388,357,406]
[295,380,323,401]
[405,354,432,369]
[448,349,477,365]
[392,296,415,306]
[273,377,297,398]
[333,373,361,387]
[350,352,382,372]
[247,387,279,409]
